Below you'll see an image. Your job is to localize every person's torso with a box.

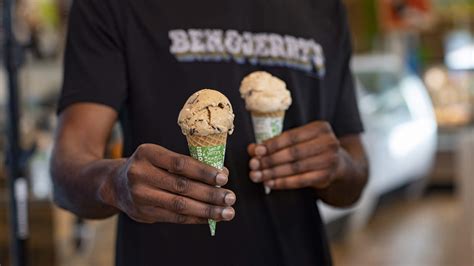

[114,1,345,265]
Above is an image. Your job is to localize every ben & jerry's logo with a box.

[169,29,325,77]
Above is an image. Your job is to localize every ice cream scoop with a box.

[239,71,292,113]
[178,89,235,136]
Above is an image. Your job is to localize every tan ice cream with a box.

[178,89,235,136]
[239,71,292,113]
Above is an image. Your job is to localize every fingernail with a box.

[266,180,275,187]
[222,208,235,220]
[224,193,236,205]
[255,146,267,156]
[216,173,228,186]
[250,171,262,182]
[249,159,260,170]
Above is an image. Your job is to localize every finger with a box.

[133,187,235,221]
[222,167,229,176]
[140,165,236,206]
[255,152,338,182]
[247,143,257,157]
[248,143,267,157]
[249,170,263,182]
[264,170,333,190]
[259,134,338,169]
[262,121,331,154]
[130,206,208,224]
[136,144,228,186]
[249,158,260,171]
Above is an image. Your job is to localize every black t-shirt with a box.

[59,0,363,265]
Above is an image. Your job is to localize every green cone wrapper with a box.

[251,110,285,194]
[186,133,227,236]
[251,110,285,144]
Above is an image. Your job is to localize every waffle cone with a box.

[186,132,228,147]
[251,110,285,118]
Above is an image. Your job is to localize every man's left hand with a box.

[248,121,343,190]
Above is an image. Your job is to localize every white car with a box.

[319,54,438,229]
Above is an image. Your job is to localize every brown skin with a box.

[51,103,236,223]
[51,104,367,224]
[248,121,368,207]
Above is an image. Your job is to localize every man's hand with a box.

[248,121,342,190]
[100,144,236,224]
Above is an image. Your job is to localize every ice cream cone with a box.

[178,89,234,236]
[240,72,292,195]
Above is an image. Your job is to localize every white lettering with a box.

[269,34,286,58]
[224,30,243,55]
[284,35,300,60]
[189,29,206,53]
[253,33,271,57]
[242,32,254,57]
[168,29,326,77]
[298,38,311,64]
[308,41,324,69]
[169,30,190,54]
[205,29,225,53]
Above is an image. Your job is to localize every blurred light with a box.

[389,119,436,158]
[445,30,474,71]
[446,44,474,70]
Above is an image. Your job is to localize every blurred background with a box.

[0,0,473,265]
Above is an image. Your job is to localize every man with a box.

[51,0,369,265]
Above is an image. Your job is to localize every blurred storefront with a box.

[0,0,473,265]
[332,1,474,265]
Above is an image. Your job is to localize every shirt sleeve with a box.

[58,0,127,114]
[331,2,364,137]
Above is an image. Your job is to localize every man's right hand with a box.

[99,143,236,224]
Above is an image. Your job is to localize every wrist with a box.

[332,148,350,182]
[98,158,127,209]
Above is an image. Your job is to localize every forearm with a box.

[51,153,125,219]
[316,146,369,207]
